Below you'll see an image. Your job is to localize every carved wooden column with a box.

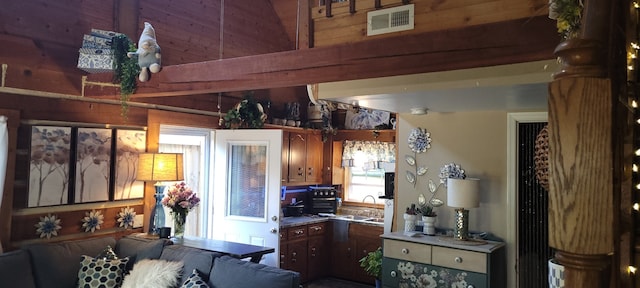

[548,0,616,287]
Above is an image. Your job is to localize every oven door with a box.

[312,198,337,214]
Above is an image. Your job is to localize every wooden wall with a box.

[311,0,549,47]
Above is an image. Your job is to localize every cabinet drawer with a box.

[288,226,307,240]
[383,239,431,264]
[432,246,487,273]
[308,222,326,236]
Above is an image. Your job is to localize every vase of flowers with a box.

[162,182,200,240]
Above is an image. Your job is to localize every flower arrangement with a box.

[548,0,583,39]
[162,182,200,216]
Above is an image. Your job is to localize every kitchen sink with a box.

[335,214,384,224]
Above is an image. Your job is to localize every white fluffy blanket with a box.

[121,259,183,288]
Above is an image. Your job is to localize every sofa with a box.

[0,235,300,288]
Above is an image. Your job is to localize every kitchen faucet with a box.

[362,195,376,204]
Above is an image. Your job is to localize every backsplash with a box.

[338,205,384,219]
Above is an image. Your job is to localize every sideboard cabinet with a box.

[381,232,505,288]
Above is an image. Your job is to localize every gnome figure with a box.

[128,22,161,82]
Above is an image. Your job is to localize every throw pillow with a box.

[95,245,118,260]
[77,255,129,288]
[181,269,209,288]
[121,259,183,288]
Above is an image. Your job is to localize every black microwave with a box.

[380,172,394,199]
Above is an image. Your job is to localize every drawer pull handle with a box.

[390,271,397,278]
[401,248,409,254]
[455,257,463,263]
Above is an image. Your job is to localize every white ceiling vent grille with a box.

[367,4,414,36]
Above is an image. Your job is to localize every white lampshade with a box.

[137,153,184,182]
[447,178,480,208]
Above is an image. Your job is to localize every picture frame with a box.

[114,129,147,200]
[28,126,72,207]
[74,127,112,203]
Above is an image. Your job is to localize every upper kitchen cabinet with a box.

[282,129,324,185]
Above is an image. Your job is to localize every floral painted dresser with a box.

[381,232,505,288]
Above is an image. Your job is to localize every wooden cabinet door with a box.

[330,239,354,280]
[305,131,323,184]
[308,236,328,281]
[287,132,307,183]
[353,234,383,284]
[281,131,290,184]
[287,239,309,283]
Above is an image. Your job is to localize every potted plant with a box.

[221,92,267,129]
[417,203,437,235]
[359,247,382,288]
[403,204,418,232]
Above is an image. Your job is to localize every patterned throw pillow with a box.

[181,269,210,288]
[77,255,129,288]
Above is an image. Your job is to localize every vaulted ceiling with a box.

[0,0,558,114]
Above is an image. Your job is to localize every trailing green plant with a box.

[359,247,382,279]
[112,35,140,118]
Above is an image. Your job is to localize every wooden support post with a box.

[375,0,381,9]
[349,0,356,14]
[325,0,332,18]
[547,0,617,287]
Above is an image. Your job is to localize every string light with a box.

[629,266,637,274]
[634,203,640,211]
[634,1,640,8]
[634,164,639,172]
[633,100,638,108]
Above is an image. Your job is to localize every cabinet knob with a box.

[455,257,463,263]
[292,252,297,257]
[390,271,397,278]
[401,248,409,254]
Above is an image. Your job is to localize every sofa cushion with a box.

[0,249,37,288]
[182,269,210,288]
[77,255,129,288]
[115,236,170,271]
[24,236,116,288]
[208,256,300,288]
[160,244,221,285]
[121,259,183,288]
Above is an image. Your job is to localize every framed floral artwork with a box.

[113,129,147,200]
[75,127,112,203]
[28,126,72,207]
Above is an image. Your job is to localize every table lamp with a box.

[447,178,480,240]
[137,152,184,235]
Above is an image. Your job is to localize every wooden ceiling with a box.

[0,0,558,113]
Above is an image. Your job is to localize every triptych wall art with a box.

[27,125,147,208]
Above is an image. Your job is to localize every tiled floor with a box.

[304,277,373,288]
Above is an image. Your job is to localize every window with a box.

[159,125,212,238]
[342,141,395,204]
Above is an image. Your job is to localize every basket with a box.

[534,125,549,191]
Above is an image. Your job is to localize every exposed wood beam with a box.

[114,16,558,99]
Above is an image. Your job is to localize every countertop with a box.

[381,231,505,253]
[280,215,384,228]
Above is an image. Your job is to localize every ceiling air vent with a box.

[367,4,414,36]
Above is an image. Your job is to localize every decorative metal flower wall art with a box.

[117,207,136,229]
[35,214,62,239]
[408,128,431,153]
[438,162,466,187]
[82,209,104,233]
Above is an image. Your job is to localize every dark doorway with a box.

[517,122,554,288]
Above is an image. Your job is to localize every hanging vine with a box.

[112,35,140,118]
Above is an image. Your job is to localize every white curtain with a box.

[159,143,202,237]
[0,116,8,253]
[342,140,396,170]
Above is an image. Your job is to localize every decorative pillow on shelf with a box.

[181,269,210,288]
[121,259,183,288]
[77,255,129,288]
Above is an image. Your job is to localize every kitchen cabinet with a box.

[282,130,323,184]
[329,221,383,285]
[279,222,328,283]
[381,232,505,288]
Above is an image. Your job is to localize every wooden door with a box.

[287,132,306,183]
[305,131,323,184]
